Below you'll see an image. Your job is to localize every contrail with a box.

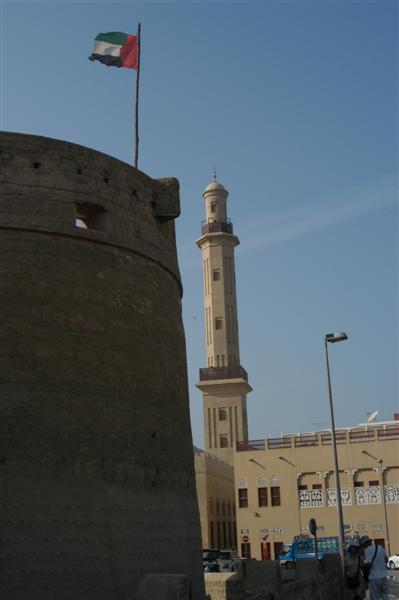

[240,173,397,252]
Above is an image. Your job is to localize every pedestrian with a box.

[344,544,366,599]
[359,535,388,600]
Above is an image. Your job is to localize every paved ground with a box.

[363,573,399,599]
[387,572,399,599]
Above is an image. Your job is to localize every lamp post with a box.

[324,332,348,569]
[361,450,390,555]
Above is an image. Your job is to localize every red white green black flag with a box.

[89,27,142,168]
[89,31,138,69]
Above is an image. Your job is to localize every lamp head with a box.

[325,332,348,343]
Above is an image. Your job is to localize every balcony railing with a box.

[327,488,352,506]
[294,434,318,447]
[267,437,293,450]
[236,439,266,452]
[320,431,347,445]
[199,365,248,382]
[299,489,323,508]
[377,427,399,440]
[201,219,233,235]
[349,429,376,443]
[385,485,399,503]
[355,486,381,505]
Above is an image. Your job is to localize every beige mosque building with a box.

[193,177,399,560]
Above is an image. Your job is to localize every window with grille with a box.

[238,488,248,508]
[258,487,268,507]
[219,409,227,421]
[271,486,281,506]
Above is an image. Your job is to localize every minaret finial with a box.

[213,167,217,182]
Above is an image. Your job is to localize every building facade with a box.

[234,419,399,561]
[194,448,237,550]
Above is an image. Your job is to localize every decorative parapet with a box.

[299,489,323,508]
[355,486,381,505]
[326,489,352,507]
[385,485,399,503]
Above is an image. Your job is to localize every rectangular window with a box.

[210,521,214,548]
[216,521,220,547]
[215,317,223,330]
[369,480,379,487]
[354,482,364,487]
[211,201,217,213]
[213,269,220,281]
[75,202,107,231]
[271,486,281,507]
[258,487,268,507]
[222,522,226,547]
[238,488,248,508]
[241,543,251,559]
[298,485,308,491]
[228,522,232,547]
[312,484,322,490]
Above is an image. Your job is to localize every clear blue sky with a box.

[2,0,397,447]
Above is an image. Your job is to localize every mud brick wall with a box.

[0,132,204,600]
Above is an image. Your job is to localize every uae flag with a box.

[89,32,138,69]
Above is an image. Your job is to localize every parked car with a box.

[388,553,399,570]
[217,550,240,572]
[203,549,220,572]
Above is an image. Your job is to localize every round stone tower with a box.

[0,132,204,600]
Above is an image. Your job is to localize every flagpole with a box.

[134,22,141,169]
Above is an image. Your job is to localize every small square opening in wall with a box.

[215,317,223,330]
[213,269,221,281]
[75,203,108,232]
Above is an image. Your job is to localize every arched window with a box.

[238,477,248,489]
[257,476,267,487]
[220,436,229,448]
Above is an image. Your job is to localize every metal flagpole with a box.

[134,22,141,169]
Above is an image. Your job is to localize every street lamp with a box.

[361,450,391,555]
[324,331,348,569]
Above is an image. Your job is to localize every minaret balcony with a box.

[201,219,233,235]
[199,365,248,382]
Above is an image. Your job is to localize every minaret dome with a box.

[203,179,228,223]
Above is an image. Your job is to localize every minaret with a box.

[196,175,252,465]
